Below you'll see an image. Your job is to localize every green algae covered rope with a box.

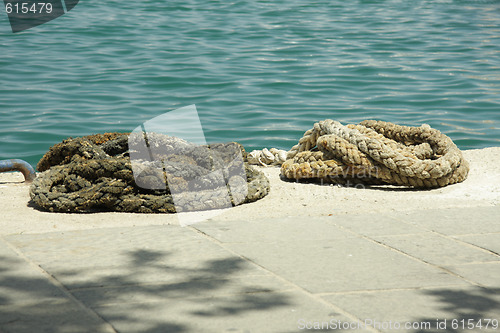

[30,134,270,213]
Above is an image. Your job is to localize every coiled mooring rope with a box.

[248,120,469,188]
[30,134,270,213]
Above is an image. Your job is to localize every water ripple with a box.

[1,0,499,167]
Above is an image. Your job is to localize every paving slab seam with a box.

[368,240,487,288]
[422,230,500,258]
[384,209,500,234]
[328,224,486,288]
[449,232,500,237]
[0,235,118,333]
[313,284,473,296]
[189,225,383,333]
[385,214,500,258]
[444,260,500,266]
[448,237,500,257]
[372,229,500,259]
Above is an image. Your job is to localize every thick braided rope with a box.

[30,134,270,213]
[281,120,469,188]
[247,148,288,166]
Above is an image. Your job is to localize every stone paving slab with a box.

[444,262,500,288]
[373,232,500,266]
[193,216,359,243]
[453,233,500,255]
[4,226,269,289]
[71,275,294,307]
[1,206,499,333]
[0,239,66,307]
[214,234,469,293]
[387,206,500,236]
[2,224,371,333]
[324,214,426,237]
[90,290,373,333]
[194,214,492,294]
[321,286,500,333]
[0,239,114,333]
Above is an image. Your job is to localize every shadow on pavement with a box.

[0,247,292,332]
[412,287,500,333]
[0,254,109,333]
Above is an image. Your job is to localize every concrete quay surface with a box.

[0,148,499,333]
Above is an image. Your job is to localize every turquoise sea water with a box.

[1,0,499,168]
